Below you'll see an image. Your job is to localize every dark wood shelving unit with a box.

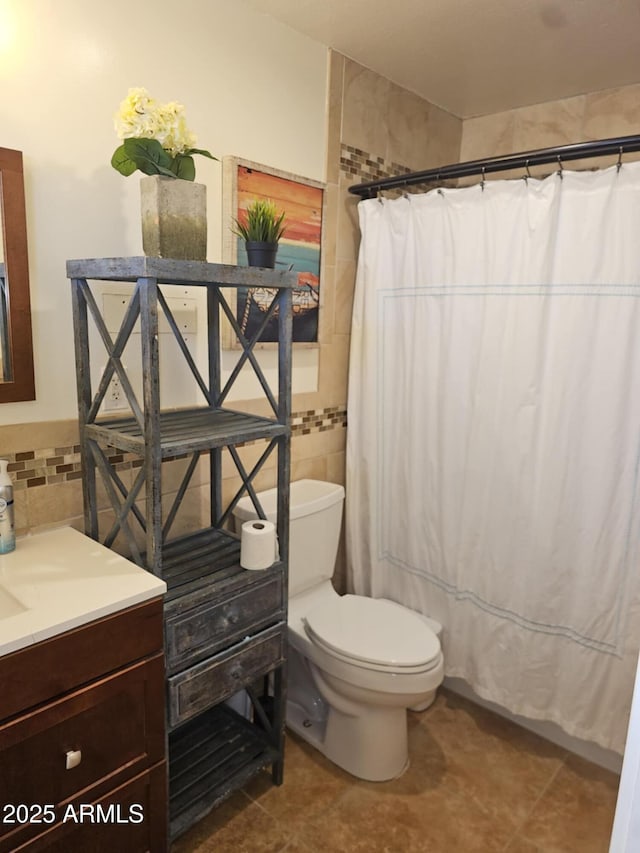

[68,256,294,843]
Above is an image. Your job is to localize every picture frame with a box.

[222,156,324,349]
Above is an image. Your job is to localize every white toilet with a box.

[234,479,444,782]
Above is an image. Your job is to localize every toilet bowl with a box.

[289,584,443,780]
[233,479,445,781]
[379,598,444,712]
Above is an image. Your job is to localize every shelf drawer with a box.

[167,624,286,729]
[0,655,165,849]
[164,572,284,673]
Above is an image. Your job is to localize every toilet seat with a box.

[304,595,441,673]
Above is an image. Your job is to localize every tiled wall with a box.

[461,82,640,176]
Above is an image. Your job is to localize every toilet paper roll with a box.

[240,519,277,571]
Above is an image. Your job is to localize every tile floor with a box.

[172,689,620,853]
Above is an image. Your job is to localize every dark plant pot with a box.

[245,241,278,269]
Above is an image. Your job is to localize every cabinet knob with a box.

[65,749,82,770]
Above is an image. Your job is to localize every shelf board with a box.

[162,528,242,601]
[160,528,285,603]
[86,407,288,456]
[169,704,280,841]
[66,256,298,289]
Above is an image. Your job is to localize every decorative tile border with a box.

[8,446,83,490]
[340,143,457,195]
[4,445,137,491]
[1,407,348,489]
[340,144,411,184]
[291,406,347,436]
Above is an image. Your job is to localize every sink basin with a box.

[0,584,27,619]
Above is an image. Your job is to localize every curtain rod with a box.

[348,133,640,199]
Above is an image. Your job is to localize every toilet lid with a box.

[304,595,440,668]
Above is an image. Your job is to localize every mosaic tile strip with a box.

[340,143,457,196]
[4,445,134,492]
[340,144,412,184]
[291,406,347,436]
[1,407,347,489]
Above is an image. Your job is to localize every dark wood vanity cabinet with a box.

[68,257,294,841]
[0,598,167,853]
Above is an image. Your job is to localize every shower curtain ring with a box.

[481,166,486,191]
[557,156,563,179]
[617,146,624,172]
[524,159,531,181]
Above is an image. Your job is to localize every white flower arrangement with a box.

[111,87,216,181]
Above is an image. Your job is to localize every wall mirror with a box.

[0,147,35,402]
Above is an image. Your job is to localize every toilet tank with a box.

[233,479,345,597]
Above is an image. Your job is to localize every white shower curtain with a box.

[347,163,640,754]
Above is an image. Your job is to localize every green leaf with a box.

[173,155,196,181]
[188,148,218,161]
[123,138,175,177]
[111,144,138,177]
[231,218,251,241]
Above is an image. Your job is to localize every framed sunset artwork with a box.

[222,157,324,347]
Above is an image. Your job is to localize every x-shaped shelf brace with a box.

[88,438,146,564]
[81,278,285,418]
[216,288,282,416]
[214,439,279,531]
[79,278,145,425]
[94,434,280,565]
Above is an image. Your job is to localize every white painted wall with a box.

[0,0,327,424]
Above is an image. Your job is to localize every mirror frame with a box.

[0,147,35,402]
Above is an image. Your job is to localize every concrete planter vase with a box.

[140,175,207,261]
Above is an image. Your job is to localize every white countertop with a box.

[0,527,166,657]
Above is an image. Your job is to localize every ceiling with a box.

[243,0,640,118]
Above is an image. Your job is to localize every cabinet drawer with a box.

[164,572,283,674]
[0,598,164,721]
[0,655,165,849]
[167,624,285,729]
[6,761,167,853]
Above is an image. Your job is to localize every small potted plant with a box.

[232,198,287,268]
